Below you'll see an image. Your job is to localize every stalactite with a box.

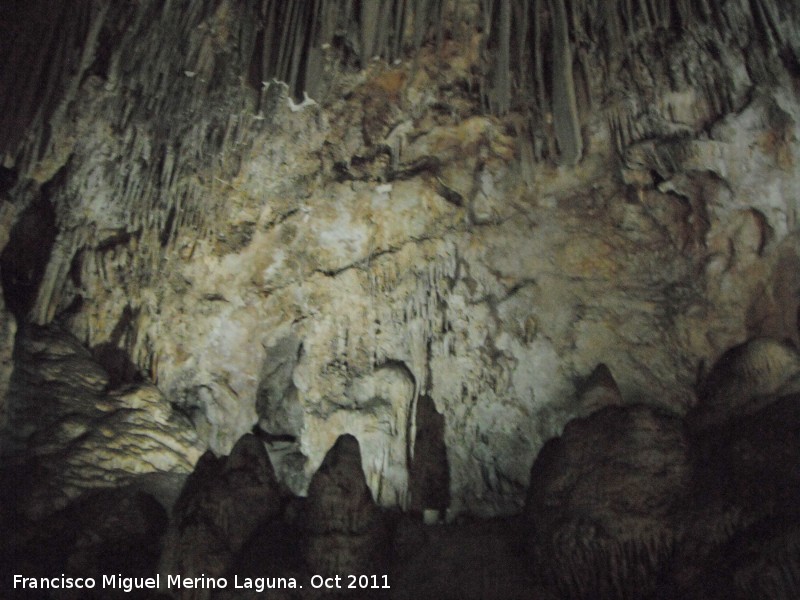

[639,0,653,30]
[494,0,511,115]
[533,0,547,126]
[1,0,798,364]
[513,0,530,97]
[250,0,451,100]
[390,0,407,59]
[360,0,382,66]
[551,0,583,165]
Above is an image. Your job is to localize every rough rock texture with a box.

[159,434,283,596]
[2,325,202,518]
[3,1,800,598]
[523,342,800,599]
[2,339,797,599]
[525,403,692,598]
[302,434,388,576]
[1,0,800,520]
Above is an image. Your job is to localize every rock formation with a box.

[407,394,450,516]
[2,0,800,517]
[1,0,800,598]
[302,434,389,577]
[159,434,283,596]
[525,403,692,598]
[574,363,625,417]
[688,337,800,431]
[2,324,202,519]
[2,340,799,598]
[524,346,800,599]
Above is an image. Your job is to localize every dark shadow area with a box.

[1,488,168,600]
[408,394,450,514]
[90,306,143,388]
[0,176,60,320]
[90,342,142,389]
[0,166,18,196]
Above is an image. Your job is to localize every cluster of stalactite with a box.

[249,0,448,99]
[4,0,798,169]
[0,0,798,409]
[1,0,797,222]
[482,0,799,164]
[240,0,800,166]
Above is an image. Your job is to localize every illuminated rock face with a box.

[0,0,799,522]
[3,325,202,519]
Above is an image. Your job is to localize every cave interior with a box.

[1,1,799,599]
